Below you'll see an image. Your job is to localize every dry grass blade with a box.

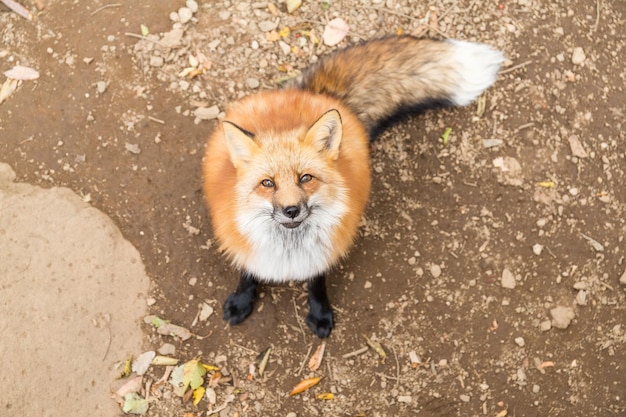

[1,0,32,20]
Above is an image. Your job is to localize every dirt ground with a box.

[1,0,625,416]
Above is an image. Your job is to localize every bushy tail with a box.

[289,36,504,137]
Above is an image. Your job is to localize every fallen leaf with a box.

[441,127,452,145]
[193,386,205,405]
[323,18,349,46]
[289,377,322,396]
[3,65,39,80]
[308,342,326,371]
[279,26,291,38]
[316,392,334,400]
[286,0,301,13]
[122,392,149,415]
[113,376,143,405]
[0,0,32,20]
[364,335,387,363]
[118,356,133,379]
[152,355,179,366]
[140,24,149,36]
[258,346,272,377]
[0,78,18,104]
[132,351,156,376]
[170,359,207,397]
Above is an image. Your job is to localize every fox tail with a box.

[289,36,504,137]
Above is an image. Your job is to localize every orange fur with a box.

[203,90,371,275]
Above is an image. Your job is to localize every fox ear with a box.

[223,121,259,168]
[304,109,343,160]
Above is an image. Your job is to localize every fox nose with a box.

[283,205,300,219]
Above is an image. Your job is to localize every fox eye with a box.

[299,174,313,184]
[260,179,275,188]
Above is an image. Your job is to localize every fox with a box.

[202,36,504,338]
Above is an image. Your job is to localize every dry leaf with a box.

[132,351,156,376]
[152,355,179,366]
[113,376,143,405]
[364,335,387,363]
[0,78,18,104]
[308,342,326,371]
[289,377,322,396]
[122,393,149,415]
[316,392,334,400]
[192,387,205,405]
[322,18,349,46]
[0,0,32,20]
[258,346,272,377]
[4,65,39,80]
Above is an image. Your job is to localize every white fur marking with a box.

[447,40,504,106]
[235,191,348,283]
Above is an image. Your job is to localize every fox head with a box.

[222,109,348,236]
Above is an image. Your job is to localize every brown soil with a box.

[1,0,625,416]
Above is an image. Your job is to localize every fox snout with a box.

[275,203,309,229]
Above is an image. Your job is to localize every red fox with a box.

[203,36,503,338]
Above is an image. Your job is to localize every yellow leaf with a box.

[193,387,205,405]
[266,31,280,42]
[316,392,334,400]
[364,335,387,363]
[289,377,322,396]
[202,363,220,372]
[397,27,404,35]
[279,26,291,38]
[538,181,555,188]
[140,24,149,36]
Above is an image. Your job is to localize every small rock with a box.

[571,47,586,65]
[483,138,503,148]
[576,290,587,306]
[149,56,164,67]
[161,28,184,48]
[568,135,588,158]
[96,81,107,94]
[258,20,279,32]
[146,297,157,306]
[246,78,260,89]
[550,306,575,329]
[364,281,372,289]
[430,264,442,278]
[459,394,470,403]
[540,320,552,331]
[620,270,626,286]
[194,105,220,120]
[125,143,141,154]
[501,268,516,289]
[407,256,416,266]
[178,7,193,24]
[286,413,297,417]
[514,337,525,347]
[493,156,524,187]
[158,343,176,355]
[186,0,198,13]
[532,244,544,255]
[397,395,412,403]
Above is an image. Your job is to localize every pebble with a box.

[540,320,552,331]
[620,269,626,286]
[286,413,297,417]
[514,337,525,347]
[459,394,470,403]
[279,40,291,55]
[125,143,141,154]
[550,306,575,329]
[149,56,164,67]
[246,78,260,89]
[186,0,198,13]
[194,105,220,120]
[158,343,176,355]
[532,244,544,255]
[397,395,412,403]
[407,256,416,266]
[501,268,516,289]
[259,20,279,32]
[96,81,107,94]
[430,264,442,278]
[364,281,372,289]
[178,7,193,24]
[571,47,586,65]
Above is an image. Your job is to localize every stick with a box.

[500,60,533,74]
[342,346,369,359]
[90,3,121,16]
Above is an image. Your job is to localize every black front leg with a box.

[306,274,334,338]
[223,271,259,326]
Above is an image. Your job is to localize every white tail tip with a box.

[447,40,504,106]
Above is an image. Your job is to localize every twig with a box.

[148,116,165,124]
[516,122,535,132]
[292,297,306,339]
[124,32,166,47]
[593,0,601,31]
[90,3,121,16]
[499,60,533,74]
[375,372,401,381]
[342,346,369,359]
[297,344,313,376]
[392,346,400,387]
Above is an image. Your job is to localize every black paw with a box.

[306,308,334,338]
[223,291,254,326]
